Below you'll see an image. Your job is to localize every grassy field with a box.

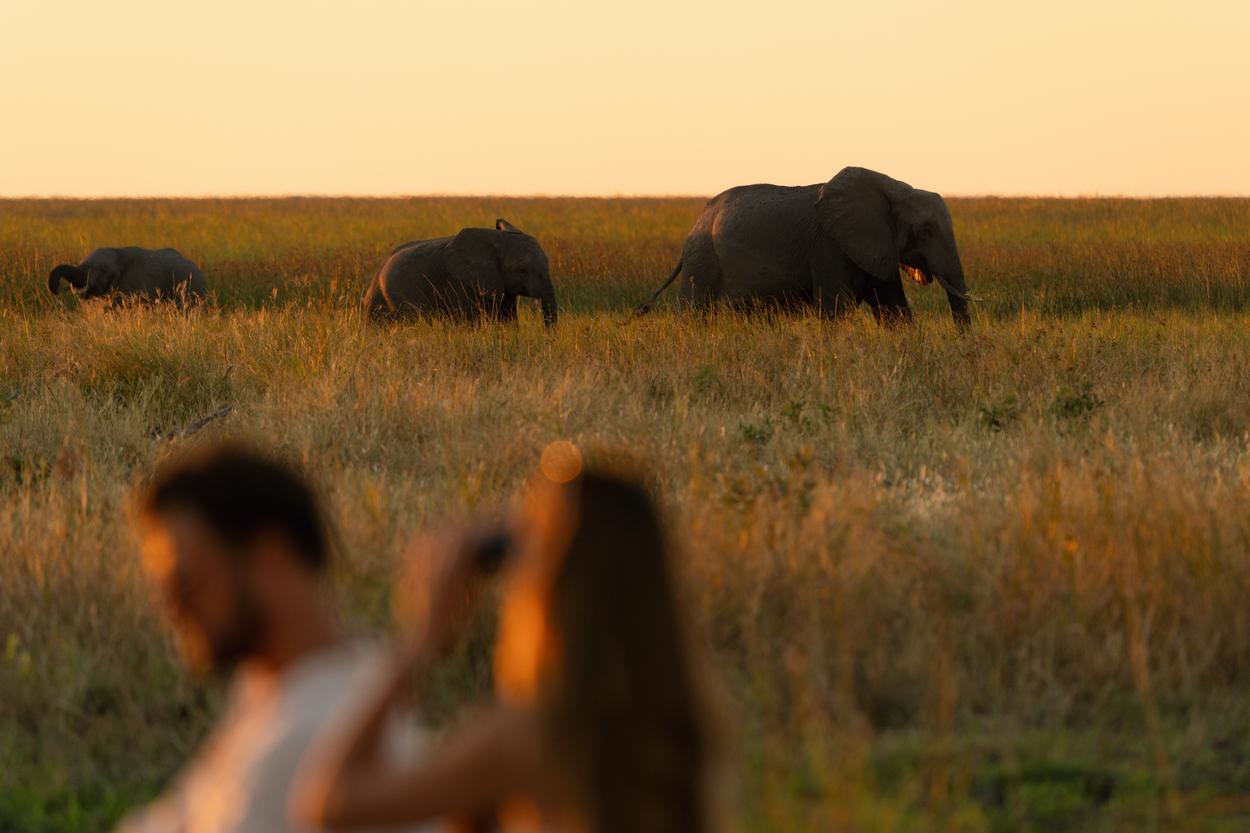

[2,196,1250,832]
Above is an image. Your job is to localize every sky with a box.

[1,1,1247,197]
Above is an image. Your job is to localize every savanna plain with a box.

[2,196,1250,832]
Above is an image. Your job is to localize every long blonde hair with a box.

[534,468,714,833]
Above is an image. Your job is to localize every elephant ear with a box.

[495,218,523,234]
[445,228,506,294]
[816,167,900,283]
[48,264,87,295]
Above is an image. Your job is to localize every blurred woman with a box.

[293,459,717,833]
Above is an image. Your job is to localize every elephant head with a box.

[48,248,123,299]
[817,167,972,327]
[446,219,557,325]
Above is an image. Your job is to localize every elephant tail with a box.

[633,258,683,317]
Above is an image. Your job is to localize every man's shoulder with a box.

[277,642,386,726]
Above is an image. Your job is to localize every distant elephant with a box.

[48,247,207,305]
[636,167,973,326]
[362,219,557,325]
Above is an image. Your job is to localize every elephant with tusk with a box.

[48,247,207,306]
[362,219,558,326]
[636,167,974,327]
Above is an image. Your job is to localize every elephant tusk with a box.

[933,273,980,302]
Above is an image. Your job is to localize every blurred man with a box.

[118,443,426,833]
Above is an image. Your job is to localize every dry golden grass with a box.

[2,197,1250,831]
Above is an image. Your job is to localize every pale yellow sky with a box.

[1,1,1247,196]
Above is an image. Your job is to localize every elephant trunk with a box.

[934,269,972,329]
[946,287,971,329]
[48,264,87,295]
[928,237,972,328]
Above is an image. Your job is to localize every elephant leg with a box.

[437,281,479,322]
[362,276,388,321]
[676,235,720,314]
[679,275,718,316]
[810,242,858,319]
[862,278,913,326]
[496,292,518,322]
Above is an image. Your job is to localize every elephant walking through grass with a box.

[637,167,973,326]
[363,219,557,325]
[48,247,206,305]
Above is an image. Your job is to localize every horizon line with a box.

[3,191,1250,201]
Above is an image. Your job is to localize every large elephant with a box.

[48,247,206,305]
[636,167,973,326]
[362,219,557,325]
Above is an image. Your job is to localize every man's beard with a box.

[206,591,265,675]
[178,586,266,677]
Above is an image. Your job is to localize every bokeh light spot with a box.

[540,441,583,483]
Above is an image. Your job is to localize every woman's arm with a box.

[293,524,530,829]
[293,698,533,829]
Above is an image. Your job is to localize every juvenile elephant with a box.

[362,219,557,325]
[48,247,206,305]
[636,167,973,326]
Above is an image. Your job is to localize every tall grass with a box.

[2,198,1250,831]
[2,196,1247,314]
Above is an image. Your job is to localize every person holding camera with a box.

[294,455,719,833]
